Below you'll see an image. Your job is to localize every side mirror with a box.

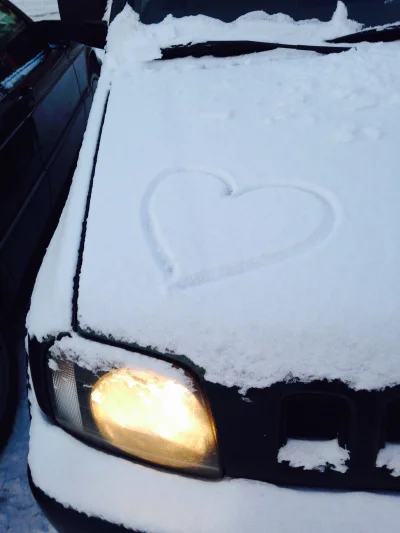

[57,0,108,22]
[35,20,108,49]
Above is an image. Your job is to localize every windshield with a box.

[129,0,400,28]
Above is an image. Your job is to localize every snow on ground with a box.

[14,0,60,20]
[0,341,53,533]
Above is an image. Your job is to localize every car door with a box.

[0,0,50,315]
[31,40,86,207]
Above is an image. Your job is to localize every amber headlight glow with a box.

[90,368,217,470]
[48,347,221,478]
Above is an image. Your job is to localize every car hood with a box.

[77,40,400,393]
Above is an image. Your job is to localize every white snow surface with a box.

[28,389,400,533]
[14,0,59,20]
[27,65,111,338]
[105,3,362,65]
[278,438,350,473]
[376,445,400,477]
[0,339,54,533]
[49,334,192,385]
[29,5,400,393]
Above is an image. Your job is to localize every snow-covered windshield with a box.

[130,0,400,28]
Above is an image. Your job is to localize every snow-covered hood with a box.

[75,35,400,393]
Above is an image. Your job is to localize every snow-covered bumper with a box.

[27,332,400,533]
[29,392,400,533]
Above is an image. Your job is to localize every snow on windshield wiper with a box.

[161,23,400,61]
[329,22,400,44]
[161,40,350,60]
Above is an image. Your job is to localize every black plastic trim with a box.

[205,378,400,491]
[160,40,351,61]
[28,336,57,417]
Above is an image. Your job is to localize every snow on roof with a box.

[28,4,400,393]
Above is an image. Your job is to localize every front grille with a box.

[205,378,400,490]
[282,393,350,447]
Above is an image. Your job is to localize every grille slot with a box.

[385,399,400,443]
[282,393,350,447]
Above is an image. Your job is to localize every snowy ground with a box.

[16,0,60,20]
[0,340,54,533]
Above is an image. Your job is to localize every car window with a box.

[135,0,400,28]
[0,1,45,89]
[0,1,26,47]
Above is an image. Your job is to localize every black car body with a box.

[0,0,100,450]
[27,1,400,532]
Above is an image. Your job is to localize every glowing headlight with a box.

[90,368,218,470]
[48,346,220,478]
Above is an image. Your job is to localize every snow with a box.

[79,44,400,393]
[27,66,111,339]
[49,334,192,385]
[27,5,400,395]
[29,387,400,533]
[14,0,60,20]
[105,3,361,65]
[376,445,400,477]
[278,438,350,473]
[0,340,54,533]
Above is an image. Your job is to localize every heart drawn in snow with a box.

[141,168,339,289]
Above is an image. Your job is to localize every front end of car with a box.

[28,332,400,533]
[26,1,400,531]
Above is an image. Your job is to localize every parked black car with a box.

[0,0,100,451]
[26,0,400,532]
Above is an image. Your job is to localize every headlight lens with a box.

[90,368,217,470]
[47,342,221,478]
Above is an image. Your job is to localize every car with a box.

[0,0,101,452]
[27,0,400,532]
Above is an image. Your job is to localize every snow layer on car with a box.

[29,391,400,533]
[79,41,400,391]
[27,65,111,339]
[105,2,361,65]
[48,334,192,386]
[278,438,350,473]
[376,445,400,478]
[28,5,400,393]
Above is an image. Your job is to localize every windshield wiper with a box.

[161,40,350,60]
[329,23,400,44]
[161,22,400,61]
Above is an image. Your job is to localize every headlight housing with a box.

[46,336,221,478]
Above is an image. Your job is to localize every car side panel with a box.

[0,42,88,315]
[0,90,50,317]
[31,46,84,206]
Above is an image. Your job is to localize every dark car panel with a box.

[0,0,100,450]
[31,44,85,204]
[0,0,99,316]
